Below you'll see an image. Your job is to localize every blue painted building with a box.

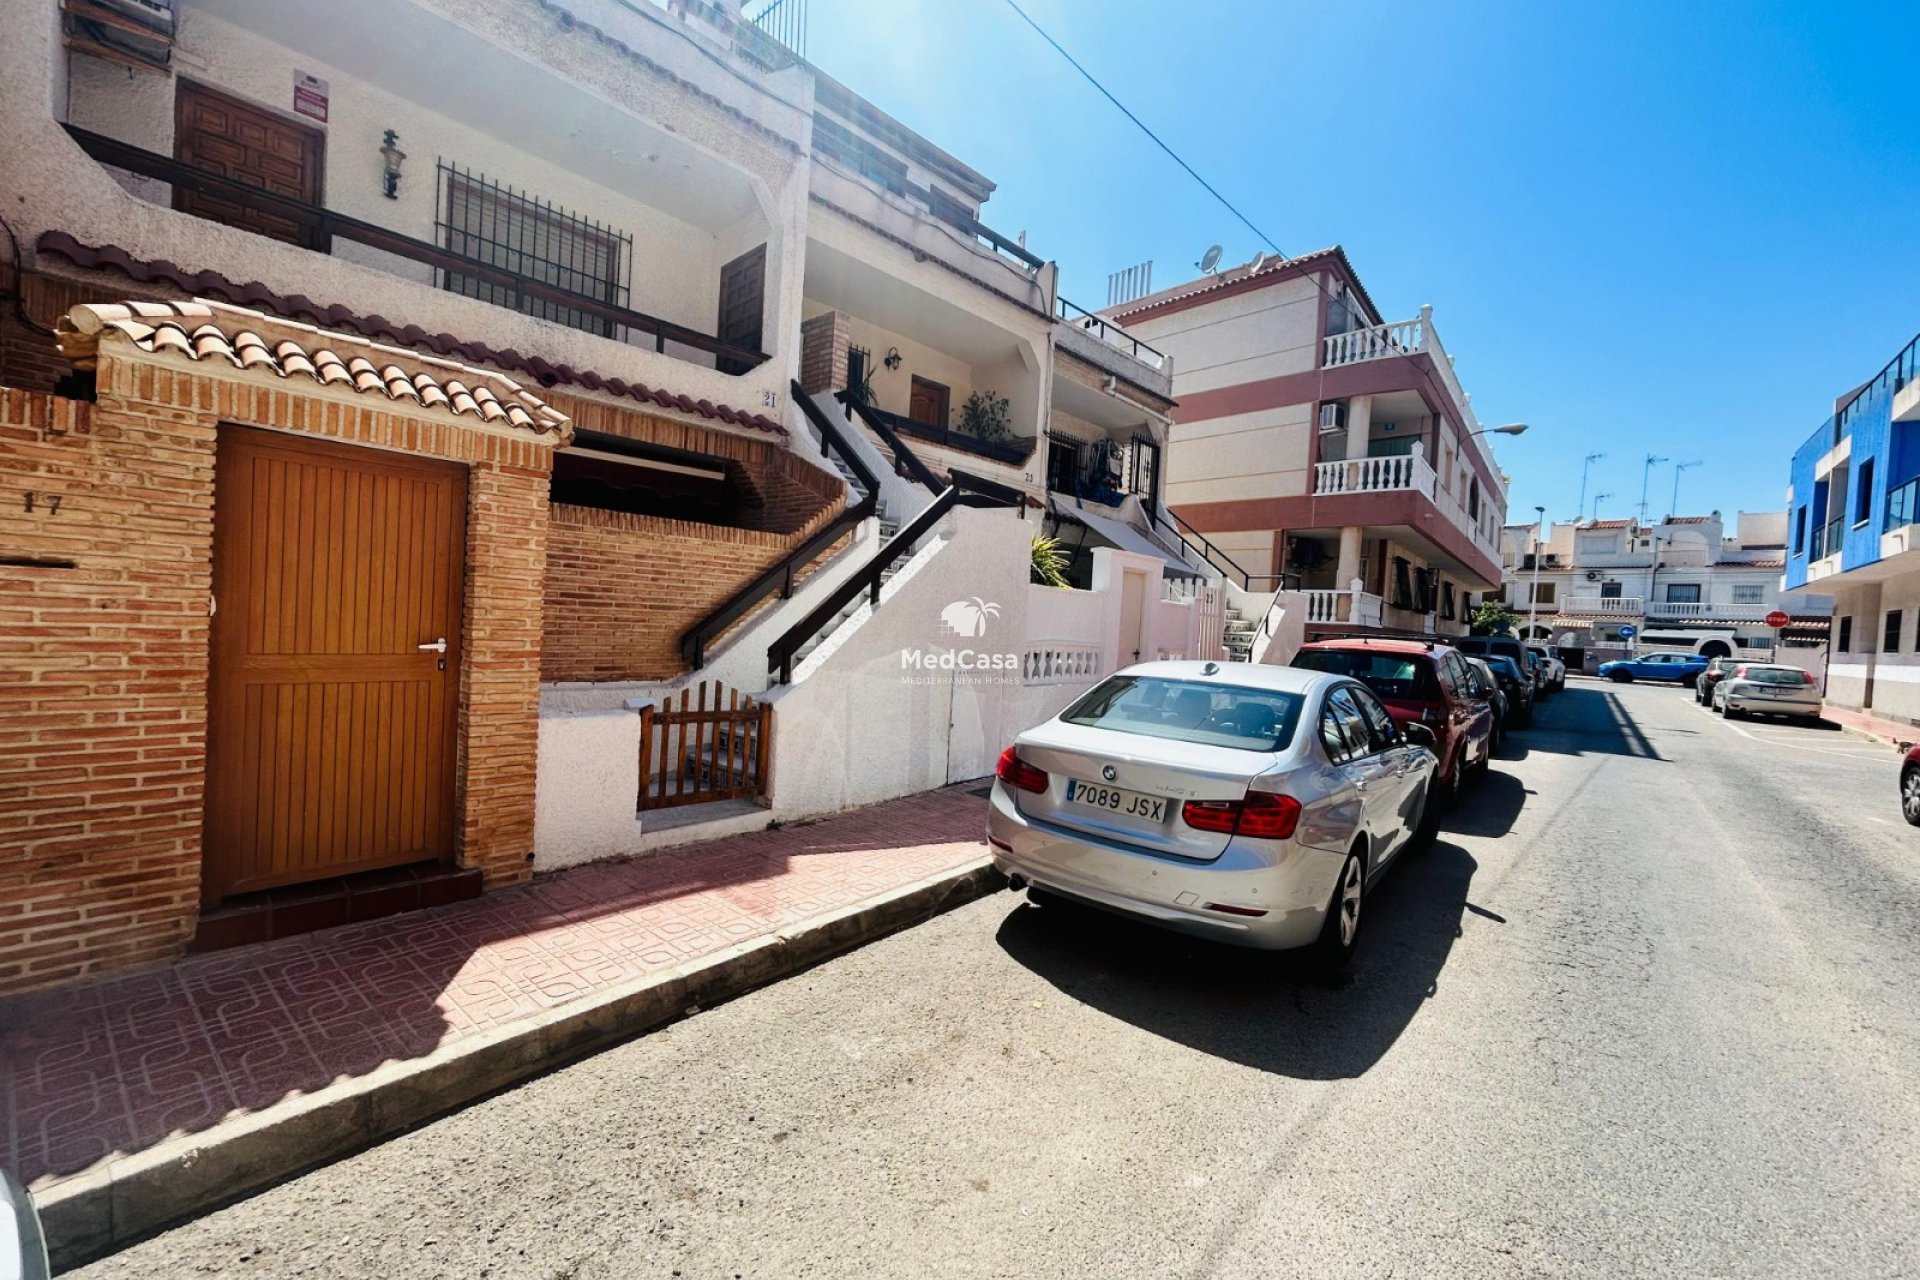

[1784,329,1920,721]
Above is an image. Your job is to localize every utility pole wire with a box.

[999,0,1284,259]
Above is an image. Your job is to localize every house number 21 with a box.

[23,492,63,515]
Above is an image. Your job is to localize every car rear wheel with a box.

[1610,671,1634,683]
[1313,850,1365,970]
[1902,768,1920,827]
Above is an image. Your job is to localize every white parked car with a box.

[1526,644,1567,692]
[1711,663,1822,722]
[986,660,1439,968]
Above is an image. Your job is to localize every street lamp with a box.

[1468,422,1529,438]
[1528,504,1546,641]
[1576,451,1604,523]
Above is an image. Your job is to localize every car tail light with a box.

[1180,791,1302,840]
[1801,671,1815,685]
[995,746,1048,794]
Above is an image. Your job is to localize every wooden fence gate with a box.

[637,680,771,811]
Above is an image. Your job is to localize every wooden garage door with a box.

[205,429,466,903]
[174,80,325,248]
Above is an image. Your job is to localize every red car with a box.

[1291,637,1495,807]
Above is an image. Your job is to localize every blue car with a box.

[1597,652,1710,685]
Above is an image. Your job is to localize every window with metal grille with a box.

[436,162,632,338]
[1731,584,1765,604]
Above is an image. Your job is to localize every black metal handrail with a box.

[679,382,879,668]
[64,124,771,371]
[850,400,1037,467]
[1054,296,1166,364]
[768,473,1022,684]
[1151,506,1269,590]
[839,394,943,495]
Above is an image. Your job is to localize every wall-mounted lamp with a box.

[379,130,406,199]
[882,346,902,372]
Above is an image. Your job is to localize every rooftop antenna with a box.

[1197,244,1223,275]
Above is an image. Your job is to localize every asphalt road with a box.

[77,680,1920,1279]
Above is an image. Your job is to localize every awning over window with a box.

[1048,495,1202,578]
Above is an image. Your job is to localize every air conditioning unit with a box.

[1586,570,1602,581]
[1318,402,1347,433]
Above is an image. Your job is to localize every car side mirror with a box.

[1404,723,1437,751]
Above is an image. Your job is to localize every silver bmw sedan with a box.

[987,661,1438,966]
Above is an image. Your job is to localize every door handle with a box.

[417,638,448,654]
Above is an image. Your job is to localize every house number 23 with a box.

[23,492,62,515]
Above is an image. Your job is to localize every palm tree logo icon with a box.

[939,597,1001,637]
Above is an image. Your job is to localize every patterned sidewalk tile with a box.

[1,786,990,1191]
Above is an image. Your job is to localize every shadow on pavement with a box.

[1445,767,1528,838]
[1524,685,1666,761]
[995,840,1478,1081]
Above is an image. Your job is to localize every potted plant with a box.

[958,389,1012,443]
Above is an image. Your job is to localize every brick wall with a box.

[0,342,560,993]
[541,499,846,683]
[0,271,150,394]
[799,310,849,395]
[541,387,843,536]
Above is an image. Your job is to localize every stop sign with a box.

[1765,610,1791,628]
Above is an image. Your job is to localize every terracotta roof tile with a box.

[1106,246,1382,326]
[1666,515,1715,524]
[57,299,571,439]
[37,232,787,437]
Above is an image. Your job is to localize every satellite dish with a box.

[1198,244,1223,274]
[1248,251,1268,274]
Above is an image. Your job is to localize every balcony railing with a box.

[1809,517,1845,561]
[1313,451,1437,499]
[1054,297,1166,370]
[1323,304,1499,482]
[1560,596,1643,616]
[1646,601,1771,621]
[852,402,1036,467]
[1887,477,1920,532]
[1301,589,1385,626]
[64,124,770,372]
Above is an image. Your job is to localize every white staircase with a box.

[1222,604,1259,662]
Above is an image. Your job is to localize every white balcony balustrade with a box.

[1561,596,1644,616]
[1314,442,1437,499]
[1301,588,1385,626]
[1645,601,1771,621]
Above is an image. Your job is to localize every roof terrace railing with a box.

[1053,296,1166,369]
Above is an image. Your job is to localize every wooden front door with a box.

[714,244,766,375]
[174,80,325,248]
[908,377,950,428]
[204,429,466,903]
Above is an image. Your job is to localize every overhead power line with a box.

[998,0,1284,258]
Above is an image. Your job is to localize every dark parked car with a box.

[1453,634,1549,699]
[1292,637,1495,807]
[1463,657,1509,751]
[1695,656,1739,705]
[1483,653,1535,728]
[1903,745,1920,826]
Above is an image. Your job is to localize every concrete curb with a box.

[39,859,1007,1271]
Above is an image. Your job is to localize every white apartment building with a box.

[1503,511,1831,669]
[1109,251,1513,644]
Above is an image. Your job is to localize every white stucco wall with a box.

[1122,272,1322,396]
[764,506,1035,815]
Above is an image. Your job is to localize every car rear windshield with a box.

[1486,656,1523,679]
[1291,649,1442,702]
[1059,676,1305,753]
[1742,667,1807,684]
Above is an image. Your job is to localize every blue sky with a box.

[801,0,1920,528]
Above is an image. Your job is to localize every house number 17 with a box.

[23,492,63,515]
